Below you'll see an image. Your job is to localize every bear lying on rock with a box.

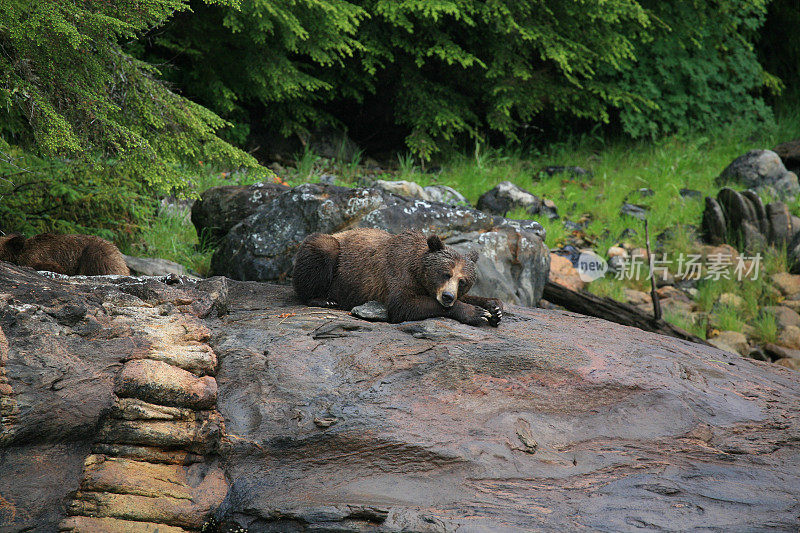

[293,228,503,326]
[0,233,129,276]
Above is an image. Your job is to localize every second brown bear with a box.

[293,228,502,326]
[0,233,130,276]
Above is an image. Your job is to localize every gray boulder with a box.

[209,183,550,307]
[191,182,289,244]
[476,180,558,219]
[718,150,800,199]
[372,179,468,206]
[123,255,197,278]
[701,187,793,252]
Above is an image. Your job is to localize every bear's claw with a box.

[482,309,501,327]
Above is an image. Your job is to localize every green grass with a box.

[664,310,707,340]
[752,310,778,344]
[122,208,212,275]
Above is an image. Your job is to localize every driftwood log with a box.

[543,280,709,345]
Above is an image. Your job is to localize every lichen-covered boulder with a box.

[476,180,558,219]
[191,182,289,244]
[208,183,550,307]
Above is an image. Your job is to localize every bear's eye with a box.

[443,273,451,280]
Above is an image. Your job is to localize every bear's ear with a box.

[467,249,479,263]
[1,234,25,254]
[427,234,444,252]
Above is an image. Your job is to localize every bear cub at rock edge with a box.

[293,228,503,326]
[0,233,130,276]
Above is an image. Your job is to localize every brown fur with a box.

[0,233,129,276]
[293,229,503,326]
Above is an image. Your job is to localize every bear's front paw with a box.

[459,304,497,327]
[485,299,503,325]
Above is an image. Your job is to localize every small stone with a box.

[656,286,690,302]
[630,248,649,261]
[772,272,800,298]
[351,301,389,322]
[700,244,739,263]
[313,417,338,428]
[679,189,702,199]
[777,325,800,350]
[549,253,585,292]
[624,289,651,307]
[764,306,800,331]
[717,293,744,308]
[708,330,748,355]
[540,166,592,178]
[620,202,648,220]
[607,246,627,258]
[660,298,695,316]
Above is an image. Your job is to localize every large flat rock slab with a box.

[0,263,799,531]
[209,281,800,531]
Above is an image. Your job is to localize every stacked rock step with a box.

[59,303,226,532]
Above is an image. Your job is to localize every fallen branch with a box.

[542,280,708,346]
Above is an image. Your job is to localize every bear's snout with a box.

[440,291,456,307]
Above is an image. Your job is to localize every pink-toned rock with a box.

[115,359,217,410]
[3,262,800,532]
[772,272,800,298]
[777,325,800,350]
[765,305,800,330]
[549,253,585,291]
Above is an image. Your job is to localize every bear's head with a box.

[421,234,479,308]
[0,234,25,263]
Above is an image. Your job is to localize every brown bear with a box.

[0,233,130,276]
[293,228,503,326]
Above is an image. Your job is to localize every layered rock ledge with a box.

[1,263,799,531]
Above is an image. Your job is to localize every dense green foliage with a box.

[0,0,261,193]
[614,1,778,137]
[141,0,780,158]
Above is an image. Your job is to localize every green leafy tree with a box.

[0,0,261,191]
[613,1,778,138]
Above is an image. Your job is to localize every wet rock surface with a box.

[206,183,550,307]
[2,263,800,531]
